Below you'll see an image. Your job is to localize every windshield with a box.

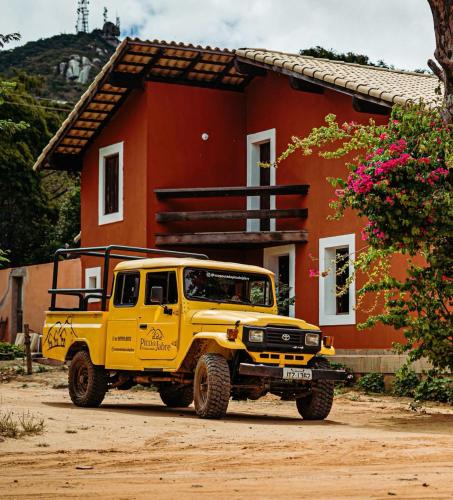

[184,268,274,307]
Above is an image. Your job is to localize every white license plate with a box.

[282,367,312,380]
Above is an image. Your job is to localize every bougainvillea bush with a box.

[280,103,452,371]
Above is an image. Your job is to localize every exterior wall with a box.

[244,71,405,348]
[0,259,81,342]
[81,89,149,250]
[146,82,247,245]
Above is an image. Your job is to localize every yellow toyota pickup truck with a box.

[43,245,351,420]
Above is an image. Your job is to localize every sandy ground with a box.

[0,364,453,499]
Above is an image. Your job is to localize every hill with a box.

[0,30,118,102]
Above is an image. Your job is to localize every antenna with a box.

[76,0,90,33]
[103,7,108,24]
[115,13,121,34]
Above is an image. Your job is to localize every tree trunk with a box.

[427,0,453,124]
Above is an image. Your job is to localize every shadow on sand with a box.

[42,401,345,426]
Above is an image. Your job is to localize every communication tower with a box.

[76,0,90,33]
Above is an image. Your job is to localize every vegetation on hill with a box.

[0,67,80,267]
[0,31,115,102]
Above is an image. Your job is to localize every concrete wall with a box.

[0,259,81,342]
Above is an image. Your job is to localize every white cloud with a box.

[0,0,435,71]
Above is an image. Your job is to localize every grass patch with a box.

[0,409,45,439]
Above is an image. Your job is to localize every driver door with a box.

[137,269,180,361]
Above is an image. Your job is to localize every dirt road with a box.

[1,367,453,499]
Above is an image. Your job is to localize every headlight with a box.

[305,333,320,346]
[248,329,264,342]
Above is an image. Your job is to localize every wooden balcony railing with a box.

[154,184,309,246]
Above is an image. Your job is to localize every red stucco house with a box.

[33,38,438,351]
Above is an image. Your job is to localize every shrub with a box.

[356,372,385,393]
[414,371,453,404]
[393,364,420,397]
[0,342,24,358]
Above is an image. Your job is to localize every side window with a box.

[114,272,140,307]
[319,233,356,326]
[145,271,178,305]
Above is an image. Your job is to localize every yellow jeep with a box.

[43,245,350,420]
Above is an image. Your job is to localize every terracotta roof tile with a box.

[236,49,441,106]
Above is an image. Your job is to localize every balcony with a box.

[154,184,309,247]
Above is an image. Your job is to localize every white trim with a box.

[85,267,101,303]
[98,141,124,225]
[263,244,295,317]
[319,233,356,326]
[246,129,276,232]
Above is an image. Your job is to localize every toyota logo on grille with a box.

[281,333,291,341]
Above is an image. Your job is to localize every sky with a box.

[1,0,436,71]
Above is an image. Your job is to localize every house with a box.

[32,38,439,351]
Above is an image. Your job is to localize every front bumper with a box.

[239,362,353,382]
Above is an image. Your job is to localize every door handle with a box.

[139,323,148,330]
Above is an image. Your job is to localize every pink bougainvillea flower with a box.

[335,189,345,197]
[385,196,394,205]
[309,269,319,278]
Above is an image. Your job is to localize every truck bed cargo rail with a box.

[49,244,208,311]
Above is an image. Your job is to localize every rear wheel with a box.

[159,385,193,408]
[194,353,231,419]
[68,350,108,407]
[296,357,334,420]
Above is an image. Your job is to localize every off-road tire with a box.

[68,350,108,407]
[296,357,334,420]
[194,353,231,419]
[159,385,194,408]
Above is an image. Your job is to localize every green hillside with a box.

[0,31,116,102]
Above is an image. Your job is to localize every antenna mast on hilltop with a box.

[76,0,90,33]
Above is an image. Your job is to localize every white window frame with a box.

[85,266,101,303]
[263,244,296,317]
[319,233,356,326]
[246,129,276,232]
[98,141,124,225]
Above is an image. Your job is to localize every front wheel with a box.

[296,357,334,420]
[68,350,108,407]
[194,353,231,419]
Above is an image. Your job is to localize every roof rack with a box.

[49,245,209,311]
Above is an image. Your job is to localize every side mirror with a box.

[150,286,164,304]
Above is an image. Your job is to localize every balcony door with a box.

[246,129,276,232]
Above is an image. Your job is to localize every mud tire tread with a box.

[159,385,194,408]
[296,357,334,420]
[68,350,108,407]
[194,353,231,419]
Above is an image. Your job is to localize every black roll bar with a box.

[50,244,209,311]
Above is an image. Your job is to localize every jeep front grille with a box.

[243,326,320,354]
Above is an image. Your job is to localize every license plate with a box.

[282,367,312,380]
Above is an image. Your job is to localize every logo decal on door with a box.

[140,327,174,351]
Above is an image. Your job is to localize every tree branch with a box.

[428,58,445,81]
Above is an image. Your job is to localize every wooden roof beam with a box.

[234,60,267,77]
[107,71,146,89]
[47,153,83,171]
[290,76,324,94]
